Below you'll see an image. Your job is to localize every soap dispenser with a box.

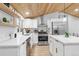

[14,33,17,38]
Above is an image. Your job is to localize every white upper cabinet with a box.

[23,19,32,28]
[31,19,37,28]
[23,19,37,28]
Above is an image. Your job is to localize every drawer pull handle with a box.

[56,48,58,53]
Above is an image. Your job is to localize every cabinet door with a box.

[20,41,26,56]
[48,36,55,55]
[0,47,19,56]
[51,38,56,56]
[54,40,64,56]
[32,33,38,44]
[48,36,52,55]
[49,39,53,55]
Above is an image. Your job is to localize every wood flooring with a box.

[30,45,49,56]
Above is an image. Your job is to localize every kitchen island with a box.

[0,34,32,56]
[48,35,79,56]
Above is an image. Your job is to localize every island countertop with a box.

[0,34,32,47]
[49,35,79,45]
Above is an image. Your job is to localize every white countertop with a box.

[0,34,32,47]
[49,35,79,45]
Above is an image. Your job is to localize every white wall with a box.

[0,10,12,22]
[68,15,79,34]
[0,10,17,42]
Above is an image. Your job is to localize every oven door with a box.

[38,36,48,41]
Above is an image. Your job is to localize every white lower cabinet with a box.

[54,40,63,56]
[0,41,26,56]
[49,36,63,56]
[48,36,55,55]
[0,47,19,56]
[19,41,26,56]
[64,45,79,56]
[30,32,38,47]
[49,36,79,56]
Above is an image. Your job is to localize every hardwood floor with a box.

[30,45,49,56]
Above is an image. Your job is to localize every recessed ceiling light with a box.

[25,12,30,15]
[74,8,79,12]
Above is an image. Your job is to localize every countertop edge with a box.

[0,34,32,47]
[49,35,79,45]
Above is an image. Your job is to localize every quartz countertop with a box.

[0,34,32,47]
[49,35,79,45]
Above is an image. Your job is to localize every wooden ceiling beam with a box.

[38,3,49,15]
[44,4,53,14]
[64,3,79,18]
[11,3,79,18]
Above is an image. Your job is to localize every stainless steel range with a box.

[38,16,48,45]
[38,31,48,41]
[38,31,48,45]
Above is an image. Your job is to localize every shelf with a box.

[0,3,20,17]
[0,22,19,27]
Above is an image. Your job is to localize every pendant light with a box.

[63,3,67,22]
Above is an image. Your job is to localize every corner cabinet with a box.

[48,35,79,56]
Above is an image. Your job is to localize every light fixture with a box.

[63,15,67,22]
[25,12,30,15]
[63,17,67,22]
[63,3,67,22]
[74,8,79,12]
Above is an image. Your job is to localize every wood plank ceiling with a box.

[11,3,79,18]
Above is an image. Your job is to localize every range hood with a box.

[38,16,48,32]
[38,16,47,27]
